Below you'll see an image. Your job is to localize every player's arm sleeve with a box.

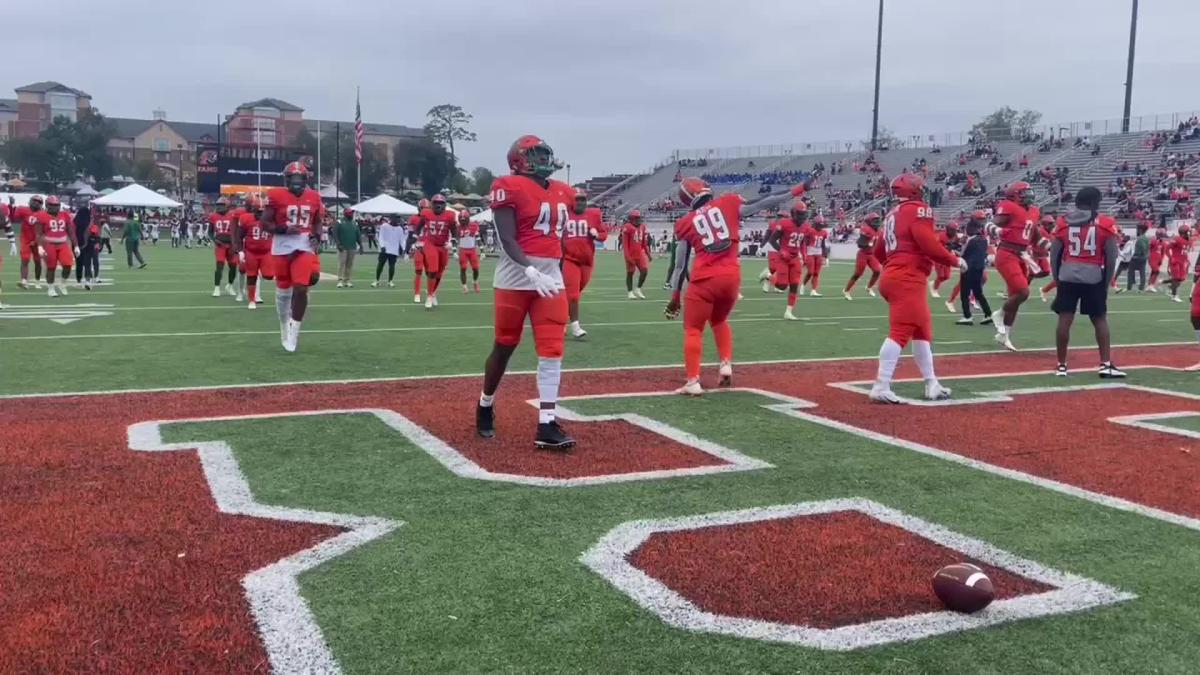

[739,191,789,218]
[912,219,959,266]
[1102,234,1119,286]
[1049,236,1064,280]
[670,242,692,298]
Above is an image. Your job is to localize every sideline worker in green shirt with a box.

[120,215,147,268]
[334,208,361,287]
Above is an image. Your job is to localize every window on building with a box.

[48,93,77,122]
[154,139,170,152]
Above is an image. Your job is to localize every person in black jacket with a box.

[72,203,96,288]
[956,215,995,325]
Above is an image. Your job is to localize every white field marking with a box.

[797,379,1200,532]
[0,341,1191,401]
[581,498,1133,651]
[937,340,972,345]
[843,327,877,332]
[1108,411,1200,440]
[128,414,401,674]
[804,321,840,326]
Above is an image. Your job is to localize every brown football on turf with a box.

[932,562,995,613]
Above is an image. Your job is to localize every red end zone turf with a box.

[629,511,1052,628]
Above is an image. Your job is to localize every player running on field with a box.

[868,173,966,403]
[800,214,830,296]
[233,197,273,310]
[457,207,482,293]
[475,135,574,450]
[1166,225,1192,303]
[990,181,1043,350]
[760,212,784,293]
[929,222,959,298]
[421,195,458,309]
[262,162,325,353]
[766,200,809,320]
[209,199,239,298]
[409,208,426,300]
[621,210,650,299]
[843,212,882,299]
[13,195,46,289]
[562,189,608,338]
[665,177,808,395]
[1147,226,1167,292]
[37,197,79,298]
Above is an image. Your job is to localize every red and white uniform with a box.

[764,218,783,276]
[674,193,743,331]
[457,220,481,271]
[488,174,574,357]
[993,200,1038,294]
[266,187,325,289]
[40,210,75,269]
[1148,232,1166,281]
[420,209,456,275]
[562,207,607,301]
[853,223,882,277]
[1032,222,1053,276]
[621,221,650,273]
[13,205,40,262]
[874,200,959,346]
[209,211,237,263]
[801,225,829,278]
[239,211,273,278]
[773,217,805,286]
[1053,214,1119,268]
[1168,235,1191,282]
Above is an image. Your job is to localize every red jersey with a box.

[857,223,878,251]
[621,221,648,256]
[1054,214,1118,267]
[674,193,742,282]
[563,207,607,265]
[13,205,39,242]
[209,211,236,241]
[457,221,480,249]
[1168,235,1191,263]
[238,211,272,253]
[42,210,72,243]
[765,218,783,251]
[488,175,573,259]
[1149,237,1165,257]
[875,200,958,278]
[802,226,829,257]
[994,199,1036,249]
[421,209,457,247]
[777,218,805,257]
[0,203,9,229]
[264,188,324,236]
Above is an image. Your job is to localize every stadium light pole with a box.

[1121,0,1138,133]
[870,0,884,151]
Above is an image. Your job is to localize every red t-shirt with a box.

[488,175,573,259]
[1168,235,1190,264]
[674,193,742,282]
[563,207,606,265]
[994,199,1037,248]
[421,209,457,248]
[621,221,648,257]
[238,211,272,253]
[857,223,878,251]
[209,211,236,241]
[1053,214,1119,267]
[875,200,958,278]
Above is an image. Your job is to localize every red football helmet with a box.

[458,208,471,223]
[45,195,61,213]
[432,194,446,203]
[814,214,827,227]
[215,197,230,212]
[970,210,987,221]
[29,195,44,210]
[418,198,431,211]
[283,161,309,194]
[507,134,560,178]
[790,200,809,223]
[864,211,881,224]
[628,209,642,224]
[431,194,447,213]
[1005,181,1034,205]
[1180,224,1192,239]
[890,173,925,201]
[678,177,712,208]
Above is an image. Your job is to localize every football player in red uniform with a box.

[1167,225,1192,303]
[1147,226,1167,292]
[562,189,608,338]
[666,177,807,395]
[800,215,830,296]
[766,200,809,320]
[760,212,784,293]
[0,201,9,306]
[843,212,882,299]
[476,135,574,450]
[14,195,46,289]
[1049,187,1124,377]
[209,198,238,298]
[262,161,325,352]
[37,197,79,298]
[990,181,1042,350]
[457,208,482,293]
[233,197,273,310]
[409,208,426,301]
[868,174,965,403]
[929,222,959,298]
[421,194,458,309]
[621,210,650,299]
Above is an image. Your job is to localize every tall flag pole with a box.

[354,87,364,203]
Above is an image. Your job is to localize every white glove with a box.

[8,242,16,256]
[1021,252,1039,272]
[524,265,563,298]
[73,246,80,256]
[37,245,46,258]
[986,254,995,266]
[238,250,246,264]
[957,257,969,272]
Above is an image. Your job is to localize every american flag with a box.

[354,88,364,165]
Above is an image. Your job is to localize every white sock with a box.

[758,267,770,281]
[276,288,293,326]
[479,393,494,407]
[912,339,937,384]
[875,339,903,390]
[537,357,562,423]
[569,320,580,332]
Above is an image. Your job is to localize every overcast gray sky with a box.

[3,0,1197,181]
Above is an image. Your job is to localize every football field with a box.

[3,246,1200,673]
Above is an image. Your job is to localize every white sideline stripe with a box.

[581,498,1133,650]
[843,327,876,332]
[937,340,972,345]
[128,416,401,674]
[1109,411,1200,440]
[0,340,1191,401]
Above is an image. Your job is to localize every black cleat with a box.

[476,403,495,438]
[535,421,575,451]
[980,316,994,326]
[1098,362,1127,379]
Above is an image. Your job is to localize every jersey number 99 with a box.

[692,208,731,251]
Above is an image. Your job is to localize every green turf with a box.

[1154,415,1200,433]
[161,392,1200,674]
[0,246,1192,396]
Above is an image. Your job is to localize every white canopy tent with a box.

[319,184,348,200]
[350,193,418,216]
[75,185,100,196]
[469,208,492,223]
[92,184,182,209]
